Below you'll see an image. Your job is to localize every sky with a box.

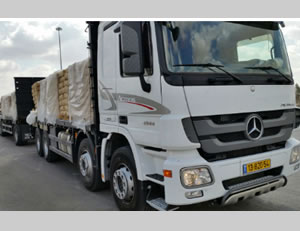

[1,20,300,97]
[0,20,88,96]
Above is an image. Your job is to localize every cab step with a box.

[146,197,179,211]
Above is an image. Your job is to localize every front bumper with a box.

[222,175,286,205]
[163,138,300,206]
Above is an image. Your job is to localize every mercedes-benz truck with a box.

[32,21,300,210]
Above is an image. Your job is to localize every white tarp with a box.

[68,59,93,130]
[46,72,59,124]
[36,73,59,124]
[10,92,17,121]
[37,79,47,123]
[0,92,17,120]
[26,110,37,125]
[31,58,93,130]
[1,94,11,119]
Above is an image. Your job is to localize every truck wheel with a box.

[14,125,25,146]
[35,128,44,157]
[110,146,148,211]
[78,138,107,191]
[43,131,59,162]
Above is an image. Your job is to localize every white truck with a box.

[0,77,44,145]
[31,21,300,211]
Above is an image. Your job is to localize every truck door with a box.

[98,23,118,127]
[116,22,165,148]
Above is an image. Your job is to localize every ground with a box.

[0,131,300,211]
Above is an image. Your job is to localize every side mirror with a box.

[121,22,144,75]
[120,22,151,93]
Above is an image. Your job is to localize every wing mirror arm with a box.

[139,74,151,93]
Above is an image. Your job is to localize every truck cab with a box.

[93,21,300,210]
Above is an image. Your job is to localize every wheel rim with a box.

[36,135,40,152]
[43,136,49,158]
[113,164,134,201]
[14,128,18,142]
[79,151,93,178]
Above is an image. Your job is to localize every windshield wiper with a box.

[245,66,292,83]
[174,63,243,83]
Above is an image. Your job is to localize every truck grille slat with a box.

[186,109,294,161]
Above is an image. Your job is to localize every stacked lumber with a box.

[57,70,69,120]
[31,81,40,110]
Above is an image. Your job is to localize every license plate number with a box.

[243,159,271,174]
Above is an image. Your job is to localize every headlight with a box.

[290,146,300,164]
[180,166,213,188]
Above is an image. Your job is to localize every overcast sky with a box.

[0,20,88,96]
[1,20,300,97]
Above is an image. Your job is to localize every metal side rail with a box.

[222,175,287,206]
[49,146,73,163]
[2,123,13,134]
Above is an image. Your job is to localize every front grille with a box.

[210,110,285,125]
[216,126,283,143]
[217,131,245,142]
[183,109,294,161]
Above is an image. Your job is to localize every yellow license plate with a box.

[243,159,271,174]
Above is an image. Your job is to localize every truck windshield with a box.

[161,22,292,80]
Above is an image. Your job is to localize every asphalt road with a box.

[0,132,300,211]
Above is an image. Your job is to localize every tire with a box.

[43,131,59,162]
[13,125,25,146]
[110,146,148,211]
[78,138,107,191]
[0,121,7,136]
[35,127,44,157]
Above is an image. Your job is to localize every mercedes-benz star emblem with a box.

[245,115,264,141]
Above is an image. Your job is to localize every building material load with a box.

[46,72,59,124]
[1,94,11,119]
[29,58,93,130]
[31,81,40,109]
[68,59,94,130]
[29,81,42,125]
[34,73,60,124]
[37,79,47,123]
[0,92,17,120]
[11,92,17,121]
[26,110,37,125]
[57,70,69,120]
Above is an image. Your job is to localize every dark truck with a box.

[0,77,44,145]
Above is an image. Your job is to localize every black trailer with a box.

[0,77,44,145]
